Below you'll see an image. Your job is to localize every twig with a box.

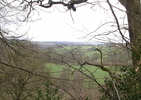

[0,60,76,100]
[64,62,106,91]
[85,21,114,37]
[113,81,121,100]
[81,61,114,78]
[107,0,129,46]
[94,48,103,65]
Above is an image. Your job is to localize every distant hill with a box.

[32,41,102,48]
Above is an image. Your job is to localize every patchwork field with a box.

[45,63,121,84]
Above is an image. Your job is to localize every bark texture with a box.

[119,0,141,69]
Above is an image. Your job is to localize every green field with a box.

[44,45,126,86]
[45,63,113,84]
[45,63,66,76]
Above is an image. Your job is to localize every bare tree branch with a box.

[107,0,129,45]
[113,81,121,100]
[0,60,77,100]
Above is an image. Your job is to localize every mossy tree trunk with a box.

[120,0,141,96]
[120,0,141,69]
[127,0,141,69]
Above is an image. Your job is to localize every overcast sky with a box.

[7,0,128,43]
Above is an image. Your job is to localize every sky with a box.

[5,0,128,43]
[27,4,110,42]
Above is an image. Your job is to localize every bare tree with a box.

[0,0,141,99]
[1,0,139,69]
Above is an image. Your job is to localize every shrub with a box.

[35,81,62,100]
[100,67,141,100]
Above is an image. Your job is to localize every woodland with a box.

[0,0,141,100]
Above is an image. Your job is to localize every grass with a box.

[82,66,109,84]
[45,63,116,84]
[45,63,65,76]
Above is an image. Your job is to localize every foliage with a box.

[100,66,141,100]
[35,81,62,100]
[0,40,50,100]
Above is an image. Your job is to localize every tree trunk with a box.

[125,0,141,69]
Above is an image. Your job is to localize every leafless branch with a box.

[23,0,88,12]
[113,81,121,100]
[86,21,114,37]
[64,61,106,91]
[0,60,76,100]
[107,0,129,45]
[81,61,114,78]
